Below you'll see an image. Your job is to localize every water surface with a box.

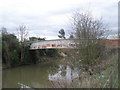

[3,59,80,88]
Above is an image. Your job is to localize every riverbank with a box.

[2,49,118,88]
[47,50,118,88]
[2,47,118,88]
[75,52,118,88]
[2,55,63,70]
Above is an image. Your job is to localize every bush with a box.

[10,49,19,67]
[79,43,105,66]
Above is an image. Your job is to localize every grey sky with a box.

[0,0,119,39]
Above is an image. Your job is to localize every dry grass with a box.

[46,51,118,88]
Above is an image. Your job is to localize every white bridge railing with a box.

[30,39,76,50]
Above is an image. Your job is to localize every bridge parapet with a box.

[30,39,120,50]
[30,39,76,50]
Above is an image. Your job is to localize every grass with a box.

[77,52,118,88]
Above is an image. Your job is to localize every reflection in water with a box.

[17,82,31,88]
[18,82,35,90]
[49,65,80,85]
[3,61,80,88]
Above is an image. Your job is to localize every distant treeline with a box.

[2,29,59,68]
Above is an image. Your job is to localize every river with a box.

[3,58,80,88]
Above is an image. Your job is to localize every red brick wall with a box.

[100,39,120,49]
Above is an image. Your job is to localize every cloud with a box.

[0,0,119,39]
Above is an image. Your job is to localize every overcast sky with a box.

[0,0,119,40]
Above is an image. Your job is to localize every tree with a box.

[69,33,74,39]
[58,29,66,39]
[29,37,45,41]
[2,28,19,67]
[17,25,28,63]
[38,37,45,41]
[29,37,38,41]
[71,12,108,67]
[17,25,28,42]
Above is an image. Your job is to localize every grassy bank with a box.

[47,50,118,88]
[73,52,118,88]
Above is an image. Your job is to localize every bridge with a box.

[30,39,76,50]
[29,39,119,50]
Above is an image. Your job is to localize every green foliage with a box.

[29,37,45,41]
[2,28,60,68]
[10,49,19,67]
[38,49,60,57]
[71,12,108,68]
[22,45,32,64]
[2,30,36,67]
[45,49,60,57]
[2,30,20,67]
[69,34,74,39]
[79,43,104,66]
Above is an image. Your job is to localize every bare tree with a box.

[69,32,74,39]
[17,25,28,42]
[17,25,28,63]
[71,12,109,67]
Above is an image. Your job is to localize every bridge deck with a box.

[30,39,76,50]
[30,39,120,50]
